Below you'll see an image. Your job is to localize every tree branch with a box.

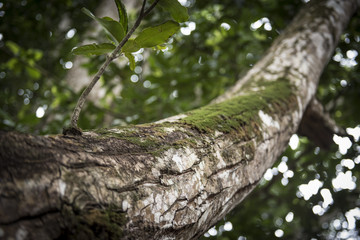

[297,98,348,149]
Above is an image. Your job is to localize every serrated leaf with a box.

[157,0,189,23]
[134,20,180,48]
[114,0,128,32]
[121,39,141,53]
[125,52,135,71]
[72,43,116,56]
[82,8,125,44]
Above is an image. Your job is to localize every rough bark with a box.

[0,0,358,239]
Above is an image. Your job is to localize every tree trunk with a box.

[0,0,358,239]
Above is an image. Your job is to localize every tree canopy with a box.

[1,0,360,239]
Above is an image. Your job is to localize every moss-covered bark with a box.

[182,78,296,135]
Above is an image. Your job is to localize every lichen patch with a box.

[258,110,280,129]
[58,179,66,197]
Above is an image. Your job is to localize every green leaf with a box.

[125,52,135,71]
[82,8,125,44]
[157,0,189,23]
[26,66,41,79]
[6,41,20,55]
[6,58,20,72]
[134,20,180,48]
[121,39,141,53]
[31,49,43,61]
[114,0,128,33]
[72,43,116,56]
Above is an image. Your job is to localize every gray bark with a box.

[0,0,358,239]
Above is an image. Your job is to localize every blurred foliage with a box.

[0,0,98,133]
[0,0,359,239]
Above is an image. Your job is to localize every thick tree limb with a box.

[0,0,358,239]
[298,98,347,149]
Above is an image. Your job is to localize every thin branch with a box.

[144,0,160,17]
[69,0,158,131]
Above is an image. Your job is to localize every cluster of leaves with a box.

[72,0,189,70]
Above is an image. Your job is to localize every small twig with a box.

[69,0,159,131]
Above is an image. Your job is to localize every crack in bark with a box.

[223,179,261,209]
[159,166,196,176]
[59,161,113,169]
[207,161,243,179]
[161,198,188,218]
[0,208,59,225]
[105,178,163,194]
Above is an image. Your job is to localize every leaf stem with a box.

[70,0,159,130]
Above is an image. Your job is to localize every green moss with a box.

[89,79,296,158]
[93,125,198,157]
[95,122,198,144]
[181,78,296,137]
[91,79,296,153]
[172,138,197,148]
[94,126,163,149]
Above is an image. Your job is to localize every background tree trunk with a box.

[0,0,358,239]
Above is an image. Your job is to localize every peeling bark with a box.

[0,0,358,239]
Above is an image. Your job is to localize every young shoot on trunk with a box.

[64,0,188,135]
